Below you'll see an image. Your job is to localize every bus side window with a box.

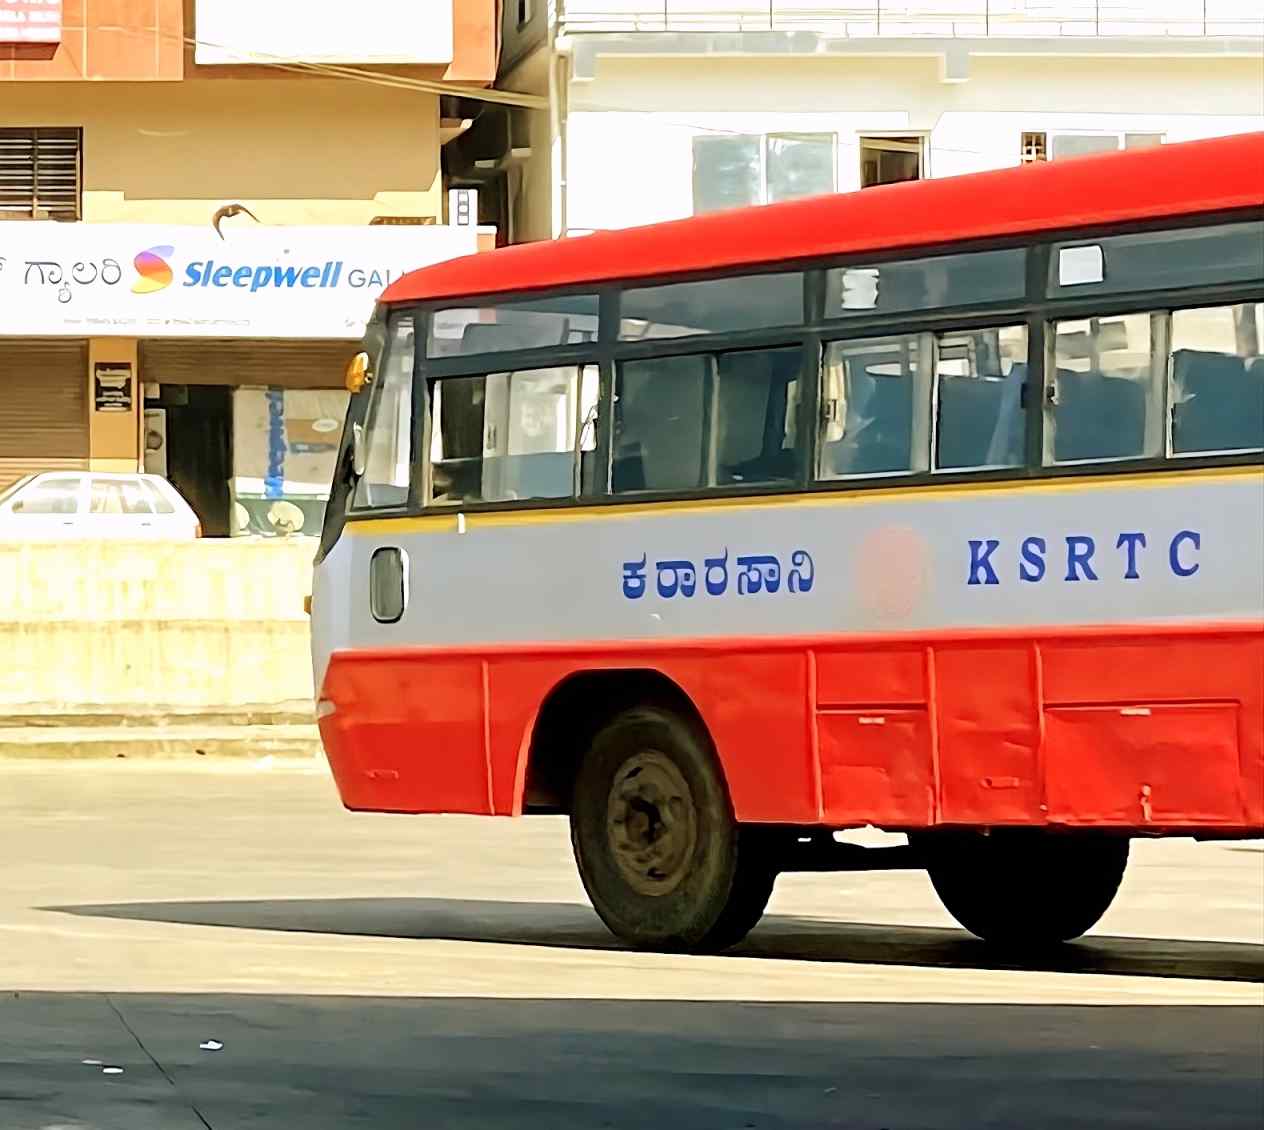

[429,365,591,506]
[713,347,802,486]
[613,356,708,493]
[1170,302,1264,455]
[1047,313,1159,465]
[817,333,932,479]
[935,325,1029,472]
[429,375,486,506]
[353,315,415,511]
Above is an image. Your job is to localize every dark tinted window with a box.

[613,347,806,494]
[619,272,804,340]
[824,248,1026,318]
[428,294,600,357]
[1049,221,1264,297]
[613,356,707,493]
[713,348,803,486]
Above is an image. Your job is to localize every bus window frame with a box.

[333,208,1263,532]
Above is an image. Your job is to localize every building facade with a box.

[1,0,499,535]
[501,2,1264,242]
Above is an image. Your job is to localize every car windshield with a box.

[0,476,34,507]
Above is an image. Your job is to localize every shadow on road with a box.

[48,896,1263,983]
[8,992,1264,1130]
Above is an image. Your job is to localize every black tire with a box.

[570,705,775,952]
[925,831,1129,947]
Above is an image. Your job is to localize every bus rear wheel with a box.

[925,831,1129,947]
[570,705,775,953]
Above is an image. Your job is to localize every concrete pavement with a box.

[1,761,1261,1128]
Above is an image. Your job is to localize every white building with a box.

[499,2,1264,241]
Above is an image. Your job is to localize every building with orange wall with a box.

[1,0,507,536]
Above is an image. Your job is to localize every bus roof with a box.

[384,132,1264,306]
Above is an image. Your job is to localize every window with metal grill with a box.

[1021,132,1048,164]
[0,128,82,221]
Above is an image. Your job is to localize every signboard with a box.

[194,0,452,65]
[0,0,60,44]
[231,387,349,537]
[93,362,133,413]
[0,222,479,339]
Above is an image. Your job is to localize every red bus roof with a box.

[384,132,1264,305]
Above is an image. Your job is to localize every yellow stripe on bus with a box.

[346,464,1264,538]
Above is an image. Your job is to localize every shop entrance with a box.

[157,385,233,537]
[139,339,353,537]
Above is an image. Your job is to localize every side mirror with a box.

[351,422,368,477]
[345,351,372,394]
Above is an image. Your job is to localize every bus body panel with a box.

[312,468,1264,834]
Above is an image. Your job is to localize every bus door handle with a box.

[369,546,408,624]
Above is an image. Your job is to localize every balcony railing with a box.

[558,2,1264,38]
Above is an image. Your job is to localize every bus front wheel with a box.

[570,705,775,953]
[925,831,1129,947]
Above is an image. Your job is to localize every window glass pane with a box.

[11,477,80,515]
[428,294,600,358]
[1171,303,1264,455]
[819,334,931,479]
[1051,134,1120,160]
[613,356,707,493]
[692,134,761,215]
[619,272,803,340]
[140,479,177,514]
[0,476,32,508]
[714,347,804,486]
[1048,222,1264,297]
[430,365,593,506]
[1049,313,1159,464]
[90,479,153,515]
[353,314,415,510]
[766,133,835,203]
[429,375,485,505]
[936,325,1029,471]
[825,249,1026,319]
[860,136,922,188]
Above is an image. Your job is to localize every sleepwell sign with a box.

[0,222,478,338]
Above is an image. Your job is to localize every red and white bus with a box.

[312,133,1264,952]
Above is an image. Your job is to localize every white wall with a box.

[563,55,1264,232]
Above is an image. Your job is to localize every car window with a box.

[140,479,177,515]
[90,479,154,516]
[0,475,34,508]
[11,477,82,515]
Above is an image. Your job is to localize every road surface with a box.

[1,761,1260,1129]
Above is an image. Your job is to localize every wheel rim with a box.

[606,749,698,897]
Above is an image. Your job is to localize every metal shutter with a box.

[139,339,357,389]
[0,128,82,221]
[0,339,89,489]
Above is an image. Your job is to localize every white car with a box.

[0,472,201,541]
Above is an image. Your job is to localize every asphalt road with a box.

[1,761,1261,1129]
